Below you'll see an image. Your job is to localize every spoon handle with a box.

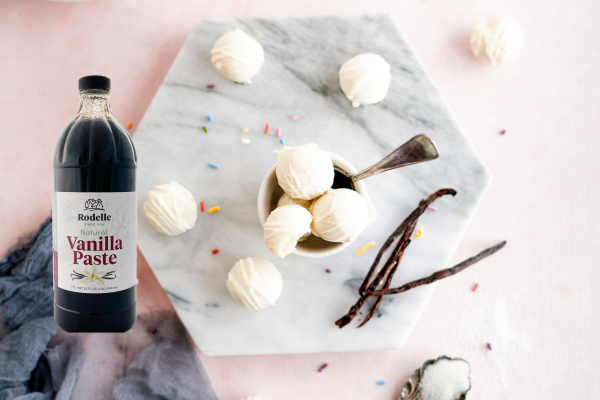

[351,134,439,182]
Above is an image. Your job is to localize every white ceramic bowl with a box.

[257,150,377,258]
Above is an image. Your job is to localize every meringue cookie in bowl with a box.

[339,53,391,107]
[143,181,197,236]
[310,188,369,243]
[276,144,334,201]
[277,192,313,211]
[226,257,282,310]
[211,28,265,83]
[277,193,313,241]
[263,204,312,258]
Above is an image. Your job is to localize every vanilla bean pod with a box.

[366,225,413,293]
[367,241,506,297]
[358,189,456,294]
[336,236,411,329]
[336,240,506,329]
[336,189,456,329]
[357,222,416,328]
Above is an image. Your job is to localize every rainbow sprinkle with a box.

[265,123,270,134]
[318,363,328,372]
[290,115,298,121]
[212,249,220,254]
[242,127,249,133]
[208,206,220,214]
[276,128,281,138]
[207,84,215,89]
[126,122,133,129]
[487,343,492,350]
[500,129,506,135]
[325,268,332,273]
[280,138,285,145]
[355,242,375,256]
[241,138,250,144]
[207,115,214,122]
[208,162,219,169]
[415,229,423,238]
[472,283,480,292]
[427,206,437,211]
[377,380,386,386]
[200,201,205,212]
[203,126,209,133]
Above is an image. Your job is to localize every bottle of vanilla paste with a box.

[52,76,137,332]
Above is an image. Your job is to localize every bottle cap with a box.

[78,75,111,91]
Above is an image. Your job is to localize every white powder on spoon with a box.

[419,358,471,400]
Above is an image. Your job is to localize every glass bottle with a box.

[52,75,137,332]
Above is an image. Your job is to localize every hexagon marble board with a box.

[134,14,491,356]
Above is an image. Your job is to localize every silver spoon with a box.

[334,134,439,189]
[398,355,471,400]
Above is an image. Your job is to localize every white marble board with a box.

[134,14,491,356]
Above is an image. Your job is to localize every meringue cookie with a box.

[211,28,265,83]
[277,193,313,241]
[277,192,313,211]
[310,188,369,243]
[143,181,197,236]
[339,53,391,107]
[264,205,312,258]
[470,15,523,66]
[227,257,283,310]
[276,144,334,201]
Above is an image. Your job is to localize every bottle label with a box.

[53,192,136,294]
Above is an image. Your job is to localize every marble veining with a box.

[134,14,491,356]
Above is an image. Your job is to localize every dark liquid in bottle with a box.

[53,84,137,333]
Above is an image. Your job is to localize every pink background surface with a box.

[0,0,598,399]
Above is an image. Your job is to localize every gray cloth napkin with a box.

[0,218,219,400]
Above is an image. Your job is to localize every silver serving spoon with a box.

[334,134,439,189]
[398,355,471,400]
